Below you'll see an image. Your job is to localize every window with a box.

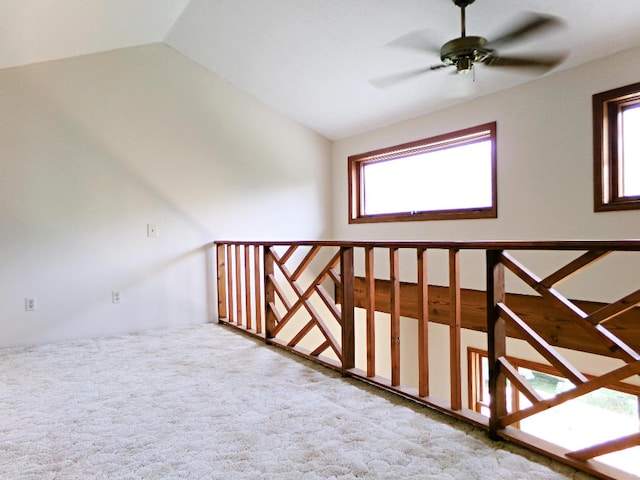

[468,349,640,474]
[593,82,640,211]
[348,122,497,223]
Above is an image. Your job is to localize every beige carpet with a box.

[0,324,594,479]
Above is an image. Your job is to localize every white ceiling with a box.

[3,0,640,140]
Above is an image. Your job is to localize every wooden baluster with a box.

[390,248,401,387]
[417,247,429,397]
[365,246,376,378]
[264,246,276,339]
[341,246,355,374]
[235,245,243,326]
[244,245,252,330]
[487,249,507,440]
[254,245,263,335]
[216,244,227,321]
[226,244,234,324]
[449,249,462,410]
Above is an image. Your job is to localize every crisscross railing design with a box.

[486,249,640,469]
[215,240,640,480]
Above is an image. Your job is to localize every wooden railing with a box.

[214,240,640,480]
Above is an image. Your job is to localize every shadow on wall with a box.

[0,45,331,346]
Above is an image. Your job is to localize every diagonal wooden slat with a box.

[291,245,321,281]
[314,285,341,324]
[540,250,611,288]
[500,252,588,320]
[594,324,640,362]
[500,360,640,427]
[587,288,640,325]
[328,268,341,288]
[288,319,316,347]
[279,245,299,265]
[268,274,293,312]
[567,432,640,461]
[498,303,588,385]
[501,252,639,363]
[272,250,341,330]
[498,356,543,405]
[266,301,283,327]
[301,298,343,360]
[310,340,331,357]
[268,247,343,359]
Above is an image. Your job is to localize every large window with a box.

[593,82,640,211]
[348,122,497,223]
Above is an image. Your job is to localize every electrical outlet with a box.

[25,297,37,311]
[147,223,157,238]
[112,291,122,304]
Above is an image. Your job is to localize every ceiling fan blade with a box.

[488,13,564,49]
[387,29,441,54]
[369,65,449,88]
[483,53,566,71]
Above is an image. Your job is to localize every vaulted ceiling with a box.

[4,0,640,140]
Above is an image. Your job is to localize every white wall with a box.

[332,46,640,401]
[0,44,331,347]
[332,45,640,243]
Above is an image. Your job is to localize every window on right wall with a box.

[593,81,640,211]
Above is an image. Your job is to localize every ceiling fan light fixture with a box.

[456,57,473,73]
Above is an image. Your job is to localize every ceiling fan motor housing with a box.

[440,36,493,71]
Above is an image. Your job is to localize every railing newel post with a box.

[487,249,507,440]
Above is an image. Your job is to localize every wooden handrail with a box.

[214,240,640,480]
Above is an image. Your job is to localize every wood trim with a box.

[498,303,588,386]
[244,245,252,330]
[500,361,640,428]
[417,248,429,397]
[341,247,355,372]
[390,248,401,387]
[487,250,507,440]
[339,276,640,358]
[235,245,242,326]
[264,247,275,338]
[449,249,462,410]
[215,240,640,251]
[226,244,234,324]
[347,122,498,223]
[365,247,376,378]
[567,432,640,461]
[216,244,227,320]
[254,245,262,334]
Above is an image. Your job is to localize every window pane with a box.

[362,140,493,215]
[622,105,640,197]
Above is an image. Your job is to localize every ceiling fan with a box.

[372,0,566,88]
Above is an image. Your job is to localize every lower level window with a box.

[468,349,640,474]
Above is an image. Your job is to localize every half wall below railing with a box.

[214,240,640,480]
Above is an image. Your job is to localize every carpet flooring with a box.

[0,324,595,479]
